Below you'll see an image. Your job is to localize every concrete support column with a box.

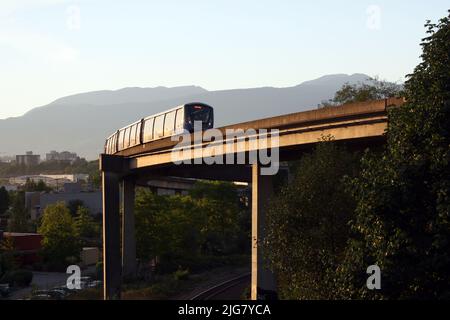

[251,163,277,300]
[102,171,122,300]
[122,178,137,278]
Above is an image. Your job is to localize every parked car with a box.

[87,280,103,289]
[33,289,64,300]
[80,276,93,289]
[49,289,68,298]
[53,285,74,295]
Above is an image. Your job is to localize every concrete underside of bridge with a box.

[99,98,405,300]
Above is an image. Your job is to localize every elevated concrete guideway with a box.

[100,97,405,300]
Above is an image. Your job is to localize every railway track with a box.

[190,273,251,300]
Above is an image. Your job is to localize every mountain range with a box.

[0,73,372,160]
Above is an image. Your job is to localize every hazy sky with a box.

[0,0,448,119]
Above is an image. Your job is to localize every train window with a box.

[118,130,124,150]
[164,111,176,136]
[130,124,137,146]
[175,108,184,133]
[187,105,212,124]
[154,115,165,138]
[123,128,127,148]
[129,126,133,146]
[143,118,154,142]
[136,122,142,144]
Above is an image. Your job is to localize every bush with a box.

[0,269,33,287]
[173,268,190,281]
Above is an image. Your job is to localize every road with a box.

[9,271,68,300]
[8,265,97,300]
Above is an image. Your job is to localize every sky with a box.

[0,0,448,119]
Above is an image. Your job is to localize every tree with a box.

[74,206,98,239]
[0,237,16,278]
[22,179,51,192]
[134,181,246,273]
[135,189,205,262]
[0,186,10,215]
[320,76,402,107]
[189,181,242,255]
[338,12,450,299]
[7,191,29,233]
[264,139,359,299]
[67,199,85,216]
[38,202,80,269]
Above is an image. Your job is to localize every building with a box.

[40,191,102,217]
[9,175,71,188]
[39,174,89,183]
[25,188,102,220]
[0,156,14,163]
[80,247,100,267]
[0,232,43,266]
[15,151,40,166]
[9,174,89,189]
[0,184,18,192]
[45,150,79,163]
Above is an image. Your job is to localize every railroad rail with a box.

[190,273,251,300]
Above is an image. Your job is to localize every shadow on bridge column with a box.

[122,178,137,279]
[251,163,278,300]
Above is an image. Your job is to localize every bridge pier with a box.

[101,170,122,300]
[122,178,137,278]
[251,163,278,300]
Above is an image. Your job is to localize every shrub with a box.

[173,268,190,281]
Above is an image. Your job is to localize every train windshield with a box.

[186,105,213,124]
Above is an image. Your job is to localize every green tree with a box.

[320,76,402,107]
[22,178,51,192]
[38,202,80,269]
[135,189,203,263]
[74,206,98,239]
[0,186,10,215]
[0,237,16,278]
[7,191,30,232]
[67,199,85,216]
[265,139,359,299]
[134,181,245,273]
[338,12,450,299]
[189,181,241,255]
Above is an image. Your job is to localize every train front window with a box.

[187,105,212,125]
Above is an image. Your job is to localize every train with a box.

[104,102,214,154]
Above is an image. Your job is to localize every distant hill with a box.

[0,73,372,160]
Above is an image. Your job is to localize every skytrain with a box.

[104,102,214,154]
